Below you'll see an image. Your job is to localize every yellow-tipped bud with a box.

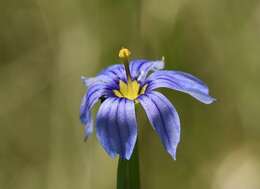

[119,47,131,59]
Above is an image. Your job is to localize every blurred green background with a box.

[1,0,260,188]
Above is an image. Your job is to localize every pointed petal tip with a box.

[81,76,86,80]
[107,149,119,159]
[117,150,132,160]
[84,123,93,138]
[204,96,217,104]
[81,76,88,85]
[168,147,177,160]
[119,154,131,160]
[211,97,217,103]
[155,60,165,70]
[83,130,93,142]
[84,134,92,142]
[81,76,91,86]
[124,150,134,160]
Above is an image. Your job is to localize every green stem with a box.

[116,141,140,189]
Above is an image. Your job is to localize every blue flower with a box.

[80,48,215,160]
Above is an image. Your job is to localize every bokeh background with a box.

[1,0,260,188]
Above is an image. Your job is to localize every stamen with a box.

[119,47,132,81]
[115,47,148,100]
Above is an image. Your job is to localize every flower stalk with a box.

[117,140,140,189]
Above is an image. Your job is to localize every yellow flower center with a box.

[113,80,148,100]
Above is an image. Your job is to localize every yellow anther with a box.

[119,48,131,59]
[113,90,123,98]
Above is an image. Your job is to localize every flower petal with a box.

[146,71,215,104]
[80,82,113,138]
[138,91,180,159]
[81,74,118,89]
[96,97,137,159]
[129,59,165,82]
[93,59,165,83]
[98,64,126,82]
[80,93,93,136]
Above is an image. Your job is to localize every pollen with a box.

[113,80,147,100]
[119,48,131,59]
